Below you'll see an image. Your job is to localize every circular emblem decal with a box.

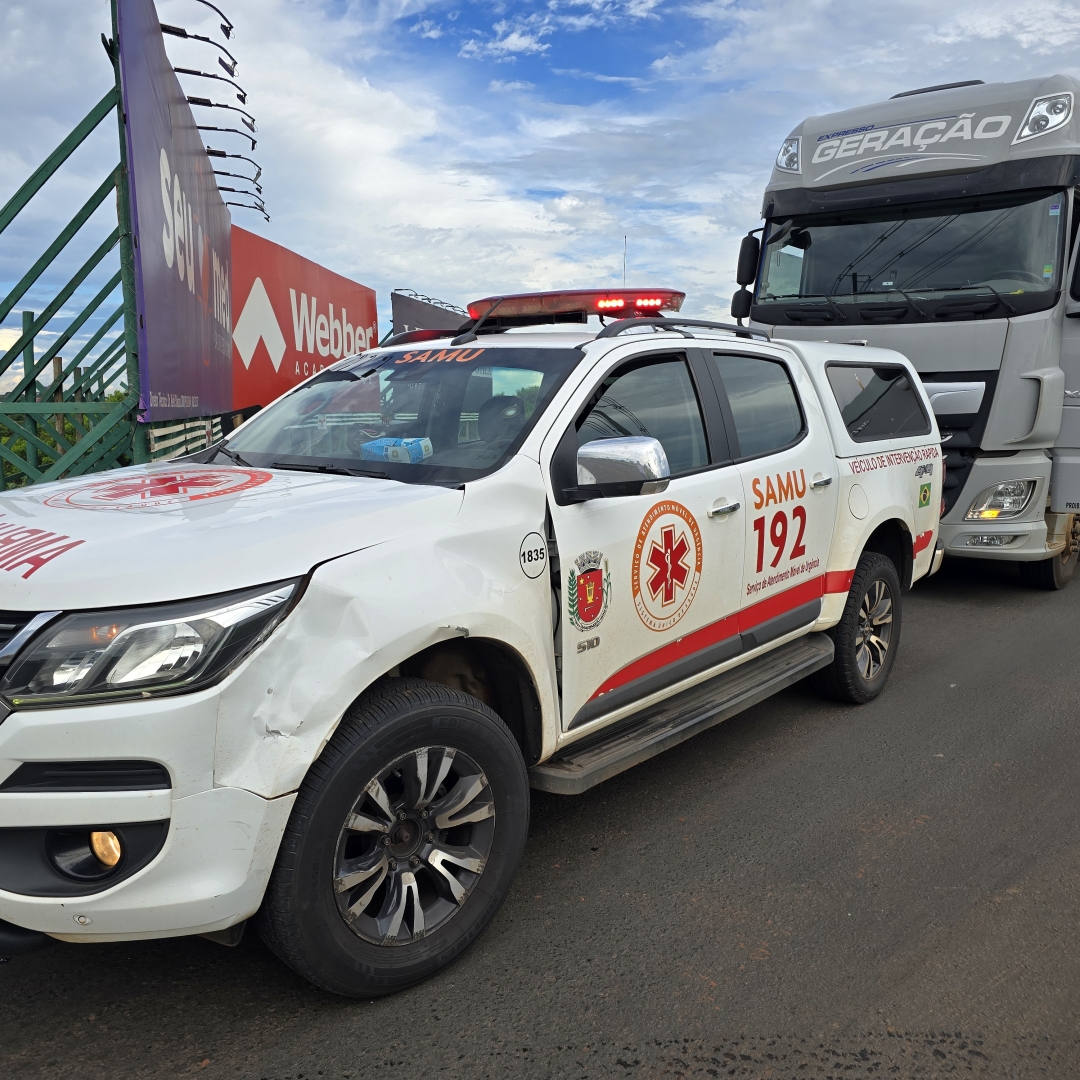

[631,501,702,632]
[43,468,273,511]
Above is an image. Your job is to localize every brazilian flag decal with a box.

[919,483,932,508]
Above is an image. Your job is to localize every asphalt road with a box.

[3,557,1080,1079]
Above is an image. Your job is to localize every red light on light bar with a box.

[467,288,685,320]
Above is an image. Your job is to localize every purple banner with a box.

[116,0,232,420]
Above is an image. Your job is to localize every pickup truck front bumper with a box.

[0,689,293,942]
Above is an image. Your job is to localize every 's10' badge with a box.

[569,550,611,632]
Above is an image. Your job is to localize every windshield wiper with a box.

[926,283,1017,316]
[781,293,849,322]
[216,443,253,467]
[270,461,390,479]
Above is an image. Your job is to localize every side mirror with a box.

[730,288,753,321]
[736,233,761,287]
[565,437,670,501]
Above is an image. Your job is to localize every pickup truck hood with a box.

[0,464,464,610]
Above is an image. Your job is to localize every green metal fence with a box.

[0,2,146,489]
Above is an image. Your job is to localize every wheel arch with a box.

[861,516,913,590]
[393,637,544,766]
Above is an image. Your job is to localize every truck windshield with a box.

[222,345,582,485]
[755,189,1067,323]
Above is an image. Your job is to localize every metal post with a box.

[109,0,149,464]
[22,311,37,473]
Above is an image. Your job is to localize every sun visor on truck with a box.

[762,155,1080,218]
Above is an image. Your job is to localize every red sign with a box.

[231,225,377,409]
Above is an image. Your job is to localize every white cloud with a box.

[489,79,536,92]
[461,17,554,59]
[410,19,443,39]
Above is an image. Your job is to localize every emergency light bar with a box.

[466,289,685,321]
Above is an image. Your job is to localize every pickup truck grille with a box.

[0,611,42,655]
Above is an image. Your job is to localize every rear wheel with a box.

[257,679,529,997]
[813,551,901,704]
[1019,518,1079,590]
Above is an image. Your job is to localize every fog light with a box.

[966,534,1018,547]
[90,830,122,868]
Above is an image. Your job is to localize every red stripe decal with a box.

[589,611,741,701]
[588,566,861,703]
[589,569,865,702]
[824,569,854,594]
[913,530,934,555]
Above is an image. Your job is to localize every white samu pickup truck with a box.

[0,289,941,996]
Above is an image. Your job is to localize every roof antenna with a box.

[451,297,505,346]
[623,235,627,287]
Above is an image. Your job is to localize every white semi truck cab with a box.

[733,75,1080,588]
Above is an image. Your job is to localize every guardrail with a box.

[0,0,145,489]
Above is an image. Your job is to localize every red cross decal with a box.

[646,524,690,606]
[95,474,225,502]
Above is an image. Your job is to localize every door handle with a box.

[810,475,833,489]
[707,501,740,518]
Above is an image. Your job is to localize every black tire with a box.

[1019,538,1078,591]
[813,551,902,705]
[257,678,529,997]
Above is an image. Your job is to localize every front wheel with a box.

[813,551,902,704]
[257,679,530,997]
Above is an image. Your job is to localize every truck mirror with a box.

[736,233,761,286]
[730,288,753,321]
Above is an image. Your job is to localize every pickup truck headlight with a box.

[0,580,299,710]
[964,479,1037,521]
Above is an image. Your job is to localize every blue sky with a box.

[2,0,1080,360]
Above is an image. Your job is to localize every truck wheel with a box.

[1018,523,1079,591]
[257,678,529,997]
[813,551,901,705]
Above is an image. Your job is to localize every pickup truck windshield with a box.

[222,345,582,485]
[755,189,1067,323]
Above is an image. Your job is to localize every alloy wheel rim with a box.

[333,746,495,946]
[855,578,893,680]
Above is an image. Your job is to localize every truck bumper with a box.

[0,691,294,943]
[940,451,1057,562]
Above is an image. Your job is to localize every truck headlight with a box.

[0,580,299,710]
[775,136,801,173]
[1014,93,1072,143]
[964,480,1037,521]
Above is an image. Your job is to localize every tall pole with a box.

[109,0,149,464]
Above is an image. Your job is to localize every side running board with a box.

[530,632,834,795]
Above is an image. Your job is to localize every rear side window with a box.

[709,353,803,458]
[826,363,931,442]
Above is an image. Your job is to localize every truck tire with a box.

[1018,544,1078,591]
[257,678,530,997]
[813,551,901,705]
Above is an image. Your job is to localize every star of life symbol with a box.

[632,500,702,632]
[646,524,690,606]
[42,468,274,511]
